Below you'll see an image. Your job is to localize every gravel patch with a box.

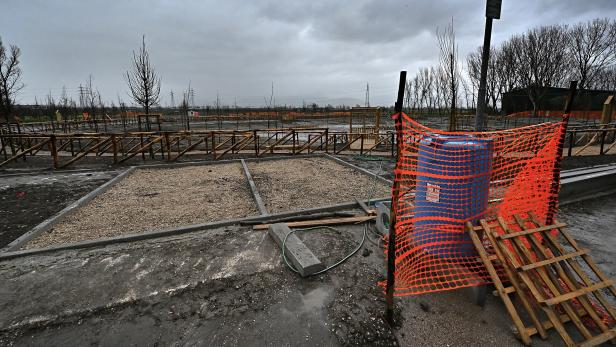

[25,163,257,249]
[248,157,391,213]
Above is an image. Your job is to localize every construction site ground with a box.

[0,155,615,346]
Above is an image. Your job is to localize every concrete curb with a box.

[241,159,269,216]
[1,167,137,253]
[560,163,616,179]
[0,153,380,255]
[0,197,391,260]
[559,167,616,205]
[0,154,317,252]
[323,153,393,185]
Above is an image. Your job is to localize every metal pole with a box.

[475,0,501,131]
[386,70,406,325]
[474,17,493,131]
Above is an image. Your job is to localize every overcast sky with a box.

[1,0,614,107]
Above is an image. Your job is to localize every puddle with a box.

[300,286,333,313]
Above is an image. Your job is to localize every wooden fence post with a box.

[50,134,58,169]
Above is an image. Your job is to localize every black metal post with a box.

[474,20,493,130]
[386,70,406,325]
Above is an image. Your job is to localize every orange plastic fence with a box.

[385,112,568,296]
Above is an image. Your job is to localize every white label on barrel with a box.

[426,183,440,203]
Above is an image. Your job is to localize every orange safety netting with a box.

[385,112,568,296]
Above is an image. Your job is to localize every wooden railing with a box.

[1,123,614,169]
[0,128,395,169]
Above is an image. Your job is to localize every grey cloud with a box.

[1,0,615,106]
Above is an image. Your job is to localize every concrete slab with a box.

[268,223,325,277]
[560,167,616,204]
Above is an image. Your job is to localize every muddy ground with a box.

[0,171,119,248]
[0,155,615,346]
[2,190,613,346]
[0,221,398,346]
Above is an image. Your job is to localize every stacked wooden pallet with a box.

[467,212,616,346]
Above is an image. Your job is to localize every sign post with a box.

[474,0,502,131]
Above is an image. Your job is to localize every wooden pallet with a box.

[467,213,616,347]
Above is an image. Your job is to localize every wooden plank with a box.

[543,280,614,306]
[527,212,616,323]
[519,249,588,271]
[466,221,532,345]
[526,309,590,337]
[511,215,608,341]
[480,219,548,339]
[497,222,567,239]
[579,329,616,347]
[494,217,576,346]
[253,215,375,231]
[354,198,375,215]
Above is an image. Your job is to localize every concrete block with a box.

[268,223,325,277]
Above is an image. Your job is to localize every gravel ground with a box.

[248,157,391,213]
[24,163,257,249]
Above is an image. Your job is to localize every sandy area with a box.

[248,157,391,213]
[25,163,257,248]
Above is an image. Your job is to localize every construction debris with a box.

[467,212,616,347]
[268,223,325,277]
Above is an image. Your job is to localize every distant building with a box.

[502,86,615,118]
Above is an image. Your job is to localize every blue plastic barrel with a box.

[413,134,493,258]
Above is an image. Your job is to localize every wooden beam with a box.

[253,215,375,230]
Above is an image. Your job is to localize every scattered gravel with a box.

[248,157,391,213]
[25,163,257,249]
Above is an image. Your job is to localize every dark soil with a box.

[0,171,117,248]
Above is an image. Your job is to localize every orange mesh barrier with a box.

[385,112,568,296]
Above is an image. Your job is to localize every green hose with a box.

[281,223,367,276]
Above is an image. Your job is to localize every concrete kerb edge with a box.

[0,197,391,260]
[0,167,137,253]
[240,159,269,216]
[0,153,367,254]
[0,154,318,253]
[322,153,393,185]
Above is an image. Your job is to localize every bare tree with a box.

[568,18,616,90]
[125,35,161,115]
[467,46,502,113]
[467,47,482,106]
[437,19,460,131]
[45,91,56,129]
[84,75,100,130]
[594,66,616,91]
[0,37,24,124]
[494,40,520,98]
[511,25,569,116]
